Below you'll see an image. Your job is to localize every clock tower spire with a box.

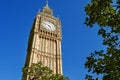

[22,1,63,80]
[42,0,53,16]
[46,0,49,8]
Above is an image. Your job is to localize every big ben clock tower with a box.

[22,1,62,79]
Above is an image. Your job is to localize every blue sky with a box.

[0,0,104,80]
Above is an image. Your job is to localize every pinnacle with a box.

[45,0,49,8]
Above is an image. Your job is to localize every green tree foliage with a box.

[84,0,120,80]
[22,62,69,80]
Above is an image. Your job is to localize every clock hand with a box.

[43,23,49,30]
[48,24,52,30]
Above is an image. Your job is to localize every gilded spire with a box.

[45,0,49,8]
[42,0,53,15]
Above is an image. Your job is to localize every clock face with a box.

[41,20,56,31]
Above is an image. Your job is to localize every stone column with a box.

[41,38,43,52]
[54,57,56,74]
[50,40,51,54]
[56,40,62,74]
[45,38,47,53]
[59,41,62,74]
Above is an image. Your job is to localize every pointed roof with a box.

[45,0,49,8]
[42,0,53,16]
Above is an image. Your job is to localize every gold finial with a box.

[46,0,49,8]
